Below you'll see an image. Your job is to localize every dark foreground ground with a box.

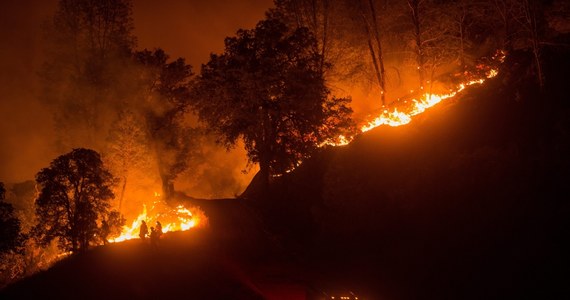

[0,204,353,300]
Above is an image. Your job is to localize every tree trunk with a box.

[368,0,386,105]
[527,0,544,88]
[320,0,329,72]
[359,2,385,106]
[258,154,271,195]
[408,0,425,90]
[118,176,127,213]
[161,174,174,200]
[257,104,273,195]
[532,44,544,88]
[459,9,466,72]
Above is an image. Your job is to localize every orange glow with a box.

[112,193,207,243]
[360,74,495,133]
[320,134,352,147]
[333,50,505,144]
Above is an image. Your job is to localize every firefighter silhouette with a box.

[150,226,160,250]
[156,221,163,238]
[139,220,148,240]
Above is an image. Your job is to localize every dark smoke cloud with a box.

[0,0,272,189]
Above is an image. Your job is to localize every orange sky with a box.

[0,0,273,183]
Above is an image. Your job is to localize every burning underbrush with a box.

[112,193,208,243]
[323,50,506,147]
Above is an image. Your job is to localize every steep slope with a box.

[2,49,568,300]
[0,230,266,299]
[244,49,570,299]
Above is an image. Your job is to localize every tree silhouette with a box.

[0,183,23,256]
[32,149,118,253]
[0,182,25,287]
[193,16,354,187]
[133,49,196,199]
[105,109,152,211]
[357,0,387,105]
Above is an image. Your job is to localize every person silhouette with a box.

[139,220,148,240]
[101,219,110,245]
[156,221,163,238]
[150,226,159,250]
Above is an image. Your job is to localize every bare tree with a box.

[105,109,152,212]
[40,0,136,149]
[492,0,517,51]
[357,0,388,105]
[407,0,427,89]
[513,0,545,88]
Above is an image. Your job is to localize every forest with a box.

[1,0,569,298]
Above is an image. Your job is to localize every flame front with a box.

[360,76,494,133]
[326,50,506,145]
[112,194,206,243]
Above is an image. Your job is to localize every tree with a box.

[1,182,26,287]
[512,0,546,88]
[193,16,354,188]
[105,109,152,211]
[0,183,23,256]
[490,0,517,51]
[133,49,196,199]
[272,0,375,99]
[32,148,118,253]
[98,210,125,244]
[40,0,136,149]
[357,0,387,105]
[273,0,331,72]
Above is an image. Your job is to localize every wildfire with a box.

[112,194,206,243]
[327,50,506,144]
[360,78,487,132]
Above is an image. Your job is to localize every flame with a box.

[346,51,504,139]
[360,76,494,133]
[112,193,206,243]
[288,51,505,171]
[320,134,352,147]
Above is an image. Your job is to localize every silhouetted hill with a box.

[242,48,570,299]
[0,229,269,300]
[3,49,569,300]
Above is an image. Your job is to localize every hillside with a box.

[242,48,570,299]
[2,49,569,300]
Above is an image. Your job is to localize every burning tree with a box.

[192,16,354,187]
[32,149,121,253]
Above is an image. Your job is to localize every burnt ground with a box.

[2,49,570,299]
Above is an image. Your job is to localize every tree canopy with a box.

[133,48,196,198]
[192,16,354,184]
[32,148,118,253]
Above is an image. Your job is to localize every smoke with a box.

[0,0,58,183]
[133,0,273,69]
[131,0,272,199]
[0,0,272,200]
